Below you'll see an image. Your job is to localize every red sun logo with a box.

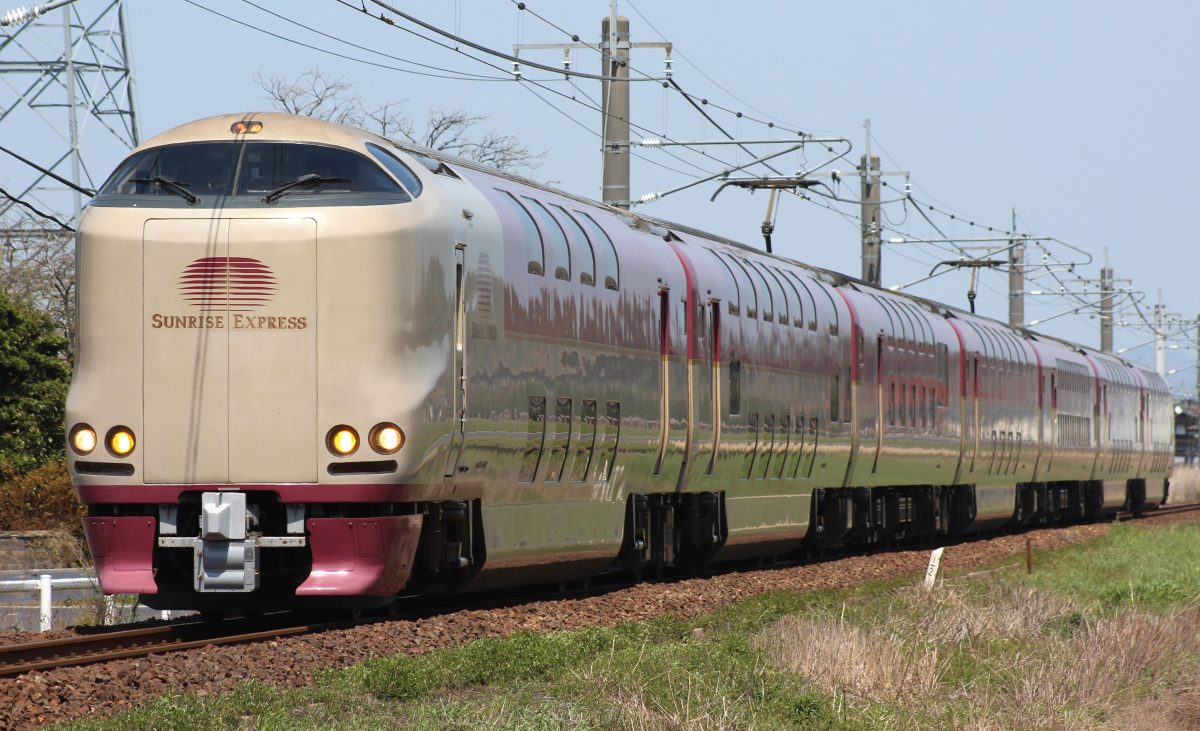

[179,257,276,312]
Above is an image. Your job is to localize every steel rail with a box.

[0,614,351,678]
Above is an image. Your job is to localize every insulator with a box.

[639,191,661,204]
[640,137,662,147]
[1,4,43,26]
[512,61,522,79]
[664,57,673,78]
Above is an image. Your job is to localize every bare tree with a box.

[0,216,75,350]
[257,69,543,174]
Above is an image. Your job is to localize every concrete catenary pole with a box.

[1155,290,1166,377]
[860,120,881,286]
[1099,266,1114,353]
[1008,207,1024,327]
[600,5,630,209]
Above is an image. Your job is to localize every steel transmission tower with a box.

[0,0,140,224]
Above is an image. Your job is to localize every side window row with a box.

[496,189,620,291]
[705,248,819,331]
[518,396,621,483]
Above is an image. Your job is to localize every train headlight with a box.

[106,426,136,457]
[326,425,359,456]
[369,423,405,454]
[69,424,97,455]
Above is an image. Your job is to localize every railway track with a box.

[0,613,354,678]
[4,501,1198,679]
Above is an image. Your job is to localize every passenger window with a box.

[518,396,547,482]
[744,260,775,323]
[571,400,598,481]
[729,360,742,415]
[725,256,757,318]
[497,191,544,275]
[523,197,571,281]
[551,204,595,286]
[768,266,795,327]
[708,250,740,316]
[575,211,619,290]
[365,143,423,197]
[593,401,621,481]
[545,397,572,482]
[238,142,403,196]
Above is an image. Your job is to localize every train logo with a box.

[179,256,276,311]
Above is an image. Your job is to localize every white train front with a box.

[65,113,1174,612]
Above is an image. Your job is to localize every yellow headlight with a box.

[326,426,359,456]
[70,424,97,455]
[369,423,405,454]
[106,426,136,457]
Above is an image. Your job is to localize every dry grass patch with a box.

[752,614,939,704]
[1168,466,1200,504]
[755,580,1200,729]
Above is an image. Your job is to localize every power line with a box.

[0,186,74,230]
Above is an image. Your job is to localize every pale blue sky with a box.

[5,1,1198,393]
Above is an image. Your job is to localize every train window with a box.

[759,414,776,479]
[776,415,791,479]
[99,142,241,198]
[762,265,791,326]
[725,256,757,318]
[729,360,742,415]
[365,143,424,197]
[237,143,404,197]
[707,250,740,316]
[497,191,544,275]
[830,374,840,423]
[571,400,598,482]
[518,396,547,482]
[888,382,896,426]
[910,385,917,427]
[551,204,595,286]
[741,259,774,322]
[743,260,775,322]
[745,413,760,479]
[544,397,572,482]
[777,268,804,328]
[936,343,949,405]
[898,382,906,426]
[523,197,571,281]
[786,271,820,331]
[575,211,619,290]
[593,400,621,481]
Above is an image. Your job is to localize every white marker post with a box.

[923,547,945,591]
[38,573,52,632]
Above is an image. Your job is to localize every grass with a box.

[62,520,1200,730]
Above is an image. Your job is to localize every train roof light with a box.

[230,120,263,134]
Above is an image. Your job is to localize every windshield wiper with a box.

[262,173,350,204]
[130,176,200,205]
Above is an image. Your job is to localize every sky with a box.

[3,0,1198,395]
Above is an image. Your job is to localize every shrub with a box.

[0,459,81,533]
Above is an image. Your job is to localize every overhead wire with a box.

[0,185,75,231]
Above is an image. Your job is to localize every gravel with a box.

[1,509,1195,729]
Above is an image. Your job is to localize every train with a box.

[65,112,1174,612]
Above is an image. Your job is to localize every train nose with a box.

[142,217,318,483]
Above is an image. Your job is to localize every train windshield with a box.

[96,141,409,203]
[98,142,239,197]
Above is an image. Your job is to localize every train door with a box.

[444,244,468,479]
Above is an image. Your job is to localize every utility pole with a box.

[515,2,669,209]
[600,5,629,209]
[1195,318,1200,400]
[861,120,881,286]
[1007,207,1024,327]
[1156,290,1166,377]
[1099,265,1114,353]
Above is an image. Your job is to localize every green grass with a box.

[1023,521,1200,612]
[62,519,1200,730]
